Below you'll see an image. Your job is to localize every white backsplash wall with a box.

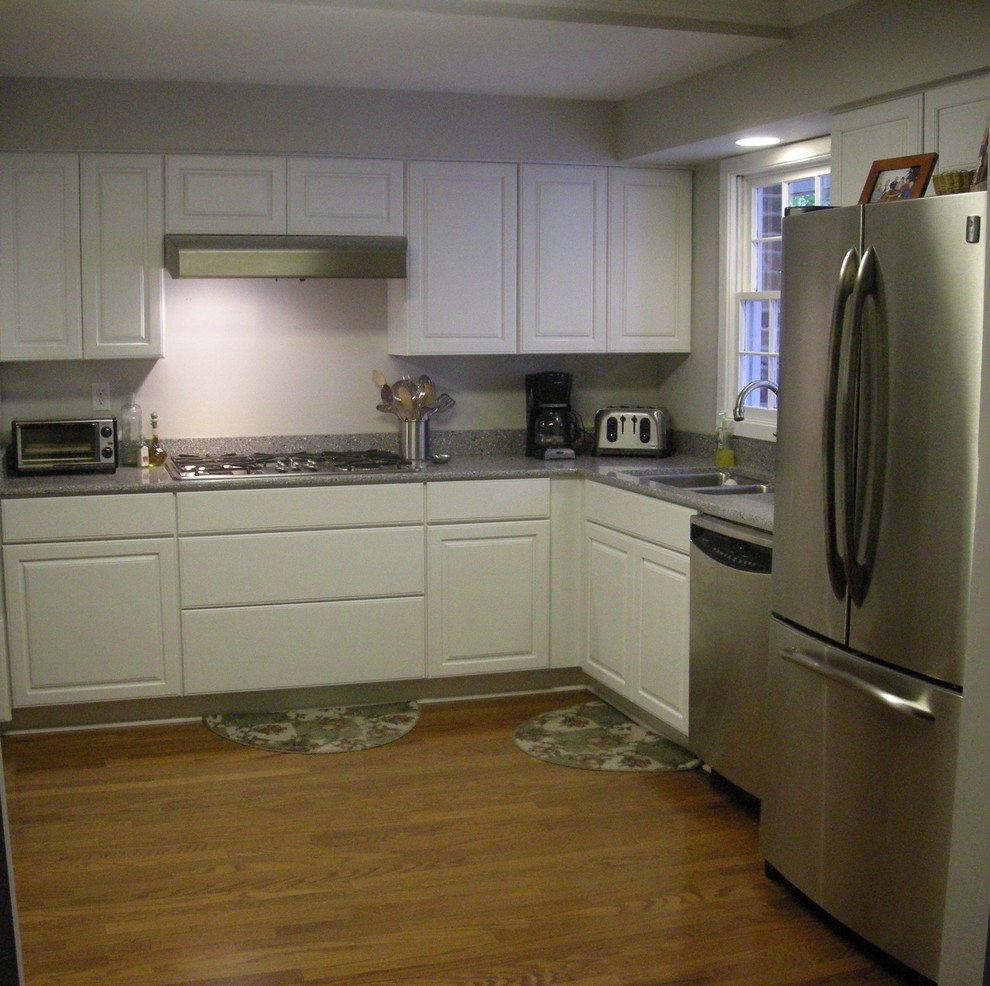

[1,277,665,440]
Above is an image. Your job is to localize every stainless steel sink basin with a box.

[612,468,774,495]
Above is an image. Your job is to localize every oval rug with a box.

[514,700,700,772]
[203,702,420,754]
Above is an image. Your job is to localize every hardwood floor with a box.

[3,691,920,986]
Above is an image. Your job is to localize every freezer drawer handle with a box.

[780,647,936,722]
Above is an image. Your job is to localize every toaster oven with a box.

[8,418,118,475]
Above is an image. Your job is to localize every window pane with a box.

[754,184,782,237]
[754,240,782,291]
[736,358,779,410]
[788,176,817,208]
[821,174,831,206]
[739,299,771,353]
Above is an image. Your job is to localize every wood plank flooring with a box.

[3,691,921,986]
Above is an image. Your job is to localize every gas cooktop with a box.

[165,448,409,480]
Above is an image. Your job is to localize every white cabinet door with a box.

[389,160,518,354]
[606,168,692,352]
[81,154,165,359]
[0,152,83,360]
[165,154,286,233]
[584,484,694,734]
[924,74,990,175]
[830,94,924,206]
[585,521,632,693]
[4,538,182,706]
[519,164,607,352]
[287,157,404,235]
[631,538,690,733]
[427,520,549,675]
[0,619,9,722]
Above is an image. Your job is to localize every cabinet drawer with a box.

[2,493,176,542]
[584,481,694,553]
[182,596,425,694]
[180,526,424,607]
[426,479,550,523]
[177,483,424,533]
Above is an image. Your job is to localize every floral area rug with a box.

[203,702,420,754]
[514,700,700,772]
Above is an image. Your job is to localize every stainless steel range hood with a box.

[164,234,407,279]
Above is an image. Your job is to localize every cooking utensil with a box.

[372,369,387,389]
[395,385,415,418]
[418,374,436,405]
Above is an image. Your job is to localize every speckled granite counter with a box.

[0,451,773,533]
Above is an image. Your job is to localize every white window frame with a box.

[718,137,831,442]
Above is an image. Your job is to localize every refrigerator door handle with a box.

[846,245,889,607]
[823,247,859,601]
[781,647,936,721]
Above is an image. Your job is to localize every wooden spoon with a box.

[396,385,415,419]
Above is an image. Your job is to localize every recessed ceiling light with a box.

[736,136,782,148]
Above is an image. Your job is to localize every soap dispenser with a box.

[715,411,735,468]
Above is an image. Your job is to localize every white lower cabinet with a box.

[0,564,10,721]
[584,483,694,734]
[177,484,426,694]
[426,479,550,676]
[1,494,181,706]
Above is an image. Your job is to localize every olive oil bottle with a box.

[147,412,167,467]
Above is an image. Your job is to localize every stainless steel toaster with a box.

[593,406,672,457]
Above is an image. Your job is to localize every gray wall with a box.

[620,0,990,161]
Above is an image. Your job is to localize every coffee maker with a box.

[525,371,584,459]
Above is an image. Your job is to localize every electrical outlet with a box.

[91,382,111,412]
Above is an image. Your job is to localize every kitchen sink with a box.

[611,468,774,495]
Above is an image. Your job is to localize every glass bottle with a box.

[147,412,167,467]
[119,394,142,467]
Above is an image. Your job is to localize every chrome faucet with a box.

[733,379,779,421]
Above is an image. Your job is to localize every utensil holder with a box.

[399,418,428,463]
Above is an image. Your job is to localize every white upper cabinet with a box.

[607,168,692,353]
[924,74,990,175]
[389,160,518,355]
[830,74,989,206]
[519,164,608,353]
[0,153,83,360]
[287,157,404,235]
[166,154,404,235]
[81,154,165,359]
[166,155,287,233]
[391,162,692,355]
[0,152,164,361]
[830,95,924,206]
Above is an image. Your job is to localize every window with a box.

[719,138,831,441]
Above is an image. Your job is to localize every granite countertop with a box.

[0,451,774,533]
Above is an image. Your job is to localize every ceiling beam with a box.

[234,0,793,38]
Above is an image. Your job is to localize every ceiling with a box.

[0,0,859,102]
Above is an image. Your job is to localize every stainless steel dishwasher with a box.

[689,514,772,800]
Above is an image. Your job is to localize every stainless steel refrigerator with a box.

[760,190,986,982]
